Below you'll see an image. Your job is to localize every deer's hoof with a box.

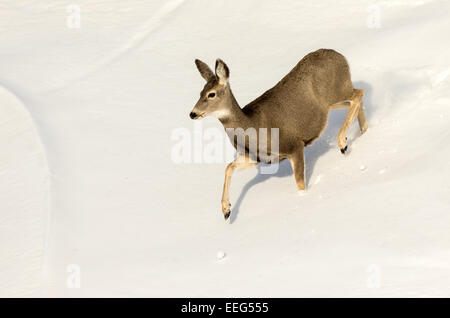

[222,200,231,220]
[338,137,347,154]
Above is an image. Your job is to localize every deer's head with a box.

[190,59,232,120]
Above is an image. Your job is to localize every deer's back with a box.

[243,49,353,151]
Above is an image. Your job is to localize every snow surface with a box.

[1,0,450,297]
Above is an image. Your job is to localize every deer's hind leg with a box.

[222,155,258,220]
[288,142,306,191]
[334,89,367,154]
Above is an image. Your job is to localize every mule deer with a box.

[190,49,368,220]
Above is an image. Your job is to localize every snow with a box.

[0,0,449,297]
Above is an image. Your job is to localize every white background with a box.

[0,0,449,296]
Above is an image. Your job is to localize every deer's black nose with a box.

[189,112,197,119]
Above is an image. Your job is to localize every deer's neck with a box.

[218,92,249,130]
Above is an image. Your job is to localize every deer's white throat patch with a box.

[210,109,231,119]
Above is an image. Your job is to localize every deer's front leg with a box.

[338,89,364,153]
[222,155,258,220]
[289,143,306,191]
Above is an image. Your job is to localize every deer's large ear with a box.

[215,58,229,85]
[195,59,214,82]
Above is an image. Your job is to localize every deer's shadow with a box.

[229,81,374,223]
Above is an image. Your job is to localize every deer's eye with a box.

[207,92,216,99]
